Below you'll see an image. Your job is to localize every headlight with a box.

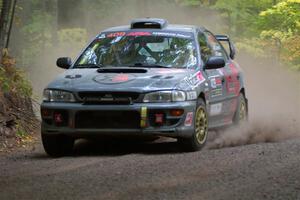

[143,90,186,103]
[43,89,76,102]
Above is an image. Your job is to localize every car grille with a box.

[78,92,140,104]
[75,110,140,129]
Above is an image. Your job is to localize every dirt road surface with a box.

[1,137,300,200]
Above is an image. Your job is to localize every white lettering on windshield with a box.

[152,32,191,39]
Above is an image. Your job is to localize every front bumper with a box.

[41,101,197,138]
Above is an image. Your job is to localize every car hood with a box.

[46,67,196,93]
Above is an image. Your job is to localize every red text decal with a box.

[126,32,151,36]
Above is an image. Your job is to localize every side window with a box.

[204,31,228,61]
[198,32,212,63]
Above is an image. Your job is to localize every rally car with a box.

[41,18,248,156]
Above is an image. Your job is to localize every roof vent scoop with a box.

[130,18,168,29]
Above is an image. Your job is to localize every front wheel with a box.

[178,98,208,151]
[41,134,74,157]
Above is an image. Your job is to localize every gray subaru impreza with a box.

[41,18,248,156]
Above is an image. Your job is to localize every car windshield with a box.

[74,31,198,69]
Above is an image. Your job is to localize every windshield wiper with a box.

[130,63,171,68]
[74,63,103,68]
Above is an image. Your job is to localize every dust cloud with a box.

[207,53,300,149]
[15,1,299,147]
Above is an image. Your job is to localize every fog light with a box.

[54,112,63,124]
[170,109,184,116]
[155,113,164,125]
[41,108,51,117]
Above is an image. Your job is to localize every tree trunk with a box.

[0,0,12,50]
[5,0,17,49]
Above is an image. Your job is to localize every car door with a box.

[198,31,229,127]
[205,31,242,125]
[219,55,241,125]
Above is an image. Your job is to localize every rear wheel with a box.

[41,134,74,157]
[178,98,208,151]
[233,93,248,124]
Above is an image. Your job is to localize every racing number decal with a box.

[107,32,126,38]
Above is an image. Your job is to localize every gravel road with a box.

[1,137,300,200]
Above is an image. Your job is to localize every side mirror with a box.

[204,56,225,70]
[56,57,72,69]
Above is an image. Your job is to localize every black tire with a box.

[178,98,208,151]
[233,93,248,125]
[41,134,74,157]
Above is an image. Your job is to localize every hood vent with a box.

[97,68,147,73]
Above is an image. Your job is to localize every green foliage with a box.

[175,0,217,6]
[18,1,89,65]
[213,0,275,36]
[84,0,121,22]
[255,0,300,69]
[57,28,87,58]
[206,0,300,70]
[258,0,300,34]
[57,28,87,45]
[175,0,202,6]
[0,52,32,97]
[20,10,54,66]
[235,38,269,57]
[281,35,300,70]
[0,67,10,92]
[15,120,27,138]
[0,68,33,97]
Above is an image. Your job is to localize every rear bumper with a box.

[41,101,197,138]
